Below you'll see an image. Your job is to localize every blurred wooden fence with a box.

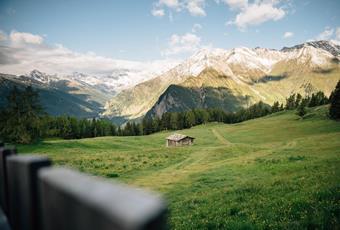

[0,142,167,230]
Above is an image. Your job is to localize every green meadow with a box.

[19,106,340,229]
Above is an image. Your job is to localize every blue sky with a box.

[0,0,339,63]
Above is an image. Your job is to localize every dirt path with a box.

[129,143,270,191]
[211,128,231,145]
[129,129,235,190]
[130,148,211,189]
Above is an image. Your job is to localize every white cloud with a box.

[192,23,202,33]
[151,0,206,18]
[10,31,44,44]
[308,26,340,45]
[0,31,7,41]
[151,8,165,17]
[163,32,202,56]
[151,0,290,23]
[187,0,206,16]
[283,31,294,38]
[225,1,286,30]
[160,0,180,9]
[316,27,334,40]
[222,0,247,10]
[152,0,181,16]
[0,30,180,76]
[336,27,340,41]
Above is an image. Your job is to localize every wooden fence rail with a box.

[0,143,167,230]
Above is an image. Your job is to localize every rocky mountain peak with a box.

[23,69,57,85]
[281,40,340,57]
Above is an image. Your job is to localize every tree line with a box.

[134,90,330,136]
[1,81,340,144]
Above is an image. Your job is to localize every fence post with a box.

[6,155,51,230]
[39,167,168,230]
[0,206,10,230]
[0,145,16,215]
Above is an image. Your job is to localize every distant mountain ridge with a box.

[104,40,340,120]
[1,40,339,121]
[0,70,113,117]
[281,40,340,56]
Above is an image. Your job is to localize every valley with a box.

[104,41,340,122]
[18,106,340,229]
[1,40,339,123]
[0,71,113,117]
[2,1,340,229]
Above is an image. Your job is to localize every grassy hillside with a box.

[19,106,340,229]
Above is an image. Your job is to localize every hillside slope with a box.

[20,106,340,229]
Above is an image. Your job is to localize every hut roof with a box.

[166,133,195,141]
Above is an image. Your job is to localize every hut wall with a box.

[182,138,193,145]
[166,138,194,147]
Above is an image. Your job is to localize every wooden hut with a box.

[166,133,195,147]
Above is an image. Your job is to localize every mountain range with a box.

[1,40,339,122]
[104,40,340,120]
[0,70,113,117]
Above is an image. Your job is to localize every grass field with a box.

[19,106,340,229]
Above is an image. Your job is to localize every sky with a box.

[0,0,339,75]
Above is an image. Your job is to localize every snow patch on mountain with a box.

[20,59,180,94]
[281,40,340,57]
[25,70,60,84]
[183,40,338,77]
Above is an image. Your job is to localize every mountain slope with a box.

[101,53,212,119]
[146,68,249,117]
[104,40,340,120]
[0,71,114,117]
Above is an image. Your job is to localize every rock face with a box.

[104,40,340,120]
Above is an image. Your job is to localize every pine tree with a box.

[297,103,307,117]
[132,123,142,136]
[91,118,98,137]
[169,113,178,130]
[285,94,296,110]
[61,116,73,139]
[176,112,184,130]
[183,111,195,128]
[142,117,154,134]
[279,103,284,111]
[295,93,302,108]
[69,117,80,139]
[0,86,44,143]
[110,124,117,136]
[160,113,171,130]
[329,80,340,119]
[152,117,161,132]
[271,101,280,113]
[316,91,328,105]
[117,126,122,136]
[124,122,134,136]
